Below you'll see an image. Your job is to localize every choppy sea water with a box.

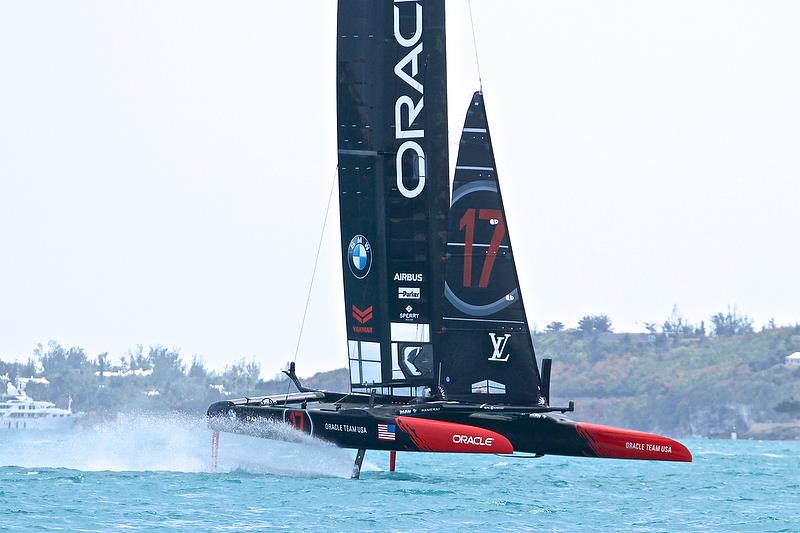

[1,414,798,532]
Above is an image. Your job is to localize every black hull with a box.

[207,394,691,462]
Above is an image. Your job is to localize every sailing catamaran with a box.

[207,0,691,478]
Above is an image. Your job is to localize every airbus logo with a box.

[488,333,511,362]
[394,273,423,282]
[452,434,495,447]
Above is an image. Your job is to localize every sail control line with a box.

[467,0,483,93]
[206,0,692,479]
[284,166,339,402]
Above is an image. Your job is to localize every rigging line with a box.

[333,392,354,405]
[467,0,483,93]
[285,165,338,400]
[292,165,338,364]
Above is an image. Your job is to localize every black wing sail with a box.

[439,92,542,405]
[336,0,449,396]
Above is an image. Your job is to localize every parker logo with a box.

[398,287,420,299]
[351,305,373,324]
[488,333,511,362]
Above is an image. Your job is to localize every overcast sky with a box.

[1,1,798,376]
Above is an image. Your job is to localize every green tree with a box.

[126,345,150,370]
[695,320,706,336]
[66,347,88,369]
[545,321,565,333]
[39,341,68,375]
[97,352,109,381]
[774,398,800,416]
[662,305,695,336]
[188,356,208,380]
[149,346,184,387]
[711,306,753,336]
[223,358,261,394]
[578,314,613,335]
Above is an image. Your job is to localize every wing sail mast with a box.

[336,0,450,397]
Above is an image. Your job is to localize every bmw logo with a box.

[347,234,372,279]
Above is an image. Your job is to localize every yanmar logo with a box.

[351,305,373,334]
[393,0,425,199]
[352,305,373,324]
[452,434,495,447]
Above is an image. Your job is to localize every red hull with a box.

[396,416,514,454]
[575,422,692,462]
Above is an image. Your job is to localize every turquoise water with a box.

[1,414,798,532]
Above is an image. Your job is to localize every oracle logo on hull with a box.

[452,434,495,447]
[393,0,425,199]
[395,416,514,454]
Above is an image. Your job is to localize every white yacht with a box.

[0,381,83,430]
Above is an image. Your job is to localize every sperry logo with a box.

[399,303,420,320]
[352,305,373,324]
[488,333,511,362]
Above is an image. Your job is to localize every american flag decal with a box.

[378,423,396,441]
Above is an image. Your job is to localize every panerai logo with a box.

[394,0,426,199]
[488,333,511,362]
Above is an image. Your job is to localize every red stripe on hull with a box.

[395,416,513,454]
[575,422,692,462]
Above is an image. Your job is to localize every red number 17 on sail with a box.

[459,208,506,288]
